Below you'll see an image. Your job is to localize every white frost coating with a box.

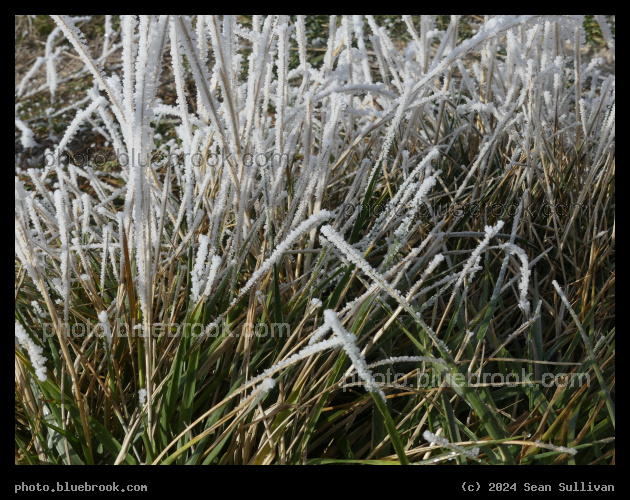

[323,309,385,401]
[307,322,333,346]
[191,235,210,302]
[320,224,451,357]
[53,190,70,323]
[423,254,445,278]
[98,310,113,354]
[393,170,441,240]
[138,388,147,406]
[423,430,480,460]
[14,16,614,462]
[201,255,223,299]
[534,440,577,456]
[502,243,531,315]
[15,322,47,382]
[256,377,276,394]
[452,221,505,294]
[242,335,343,392]
[15,117,36,148]
[310,298,323,309]
[364,355,446,370]
[231,210,332,305]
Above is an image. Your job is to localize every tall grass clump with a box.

[15,15,614,465]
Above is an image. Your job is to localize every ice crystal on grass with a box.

[138,388,147,407]
[423,430,480,461]
[324,309,385,401]
[534,440,577,456]
[15,322,47,382]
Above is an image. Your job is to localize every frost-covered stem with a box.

[320,225,452,359]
